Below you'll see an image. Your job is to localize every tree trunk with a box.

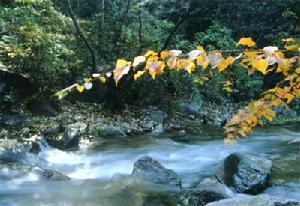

[66,0,98,73]
[138,7,143,54]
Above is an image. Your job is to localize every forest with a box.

[0,0,299,206]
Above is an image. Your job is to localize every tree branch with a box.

[66,0,98,73]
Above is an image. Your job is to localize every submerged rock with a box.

[178,178,232,206]
[205,195,300,206]
[0,164,70,181]
[132,156,181,189]
[222,153,272,194]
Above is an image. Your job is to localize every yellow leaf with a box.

[186,61,196,74]
[296,67,300,74]
[284,44,299,51]
[252,59,268,74]
[237,37,256,47]
[84,78,92,83]
[217,56,234,72]
[76,85,85,93]
[144,50,158,57]
[281,38,294,42]
[134,71,145,80]
[285,93,294,103]
[160,51,170,59]
[99,76,106,83]
[244,51,257,59]
[116,59,131,68]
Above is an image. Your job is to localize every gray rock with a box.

[0,164,70,181]
[45,122,87,150]
[0,139,47,167]
[223,153,272,194]
[38,168,70,181]
[178,178,232,206]
[99,125,127,138]
[132,156,181,189]
[205,195,300,206]
[152,124,164,135]
[63,122,87,149]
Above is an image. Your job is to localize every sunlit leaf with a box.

[284,44,299,51]
[134,71,145,80]
[76,85,85,93]
[133,56,146,67]
[252,59,268,74]
[84,82,93,90]
[237,37,256,47]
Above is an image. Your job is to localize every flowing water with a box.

[0,124,299,206]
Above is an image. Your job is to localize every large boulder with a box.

[222,153,272,194]
[132,156,181,189]
[205,195,300,206]
[45,122,87,150]
[178,178,232,206]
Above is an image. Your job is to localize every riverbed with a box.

[0,123,299,206]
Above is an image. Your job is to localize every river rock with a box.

[0,164,70,181]
[132,156,181,189]
[45,122,87,150]
[205,195,300,206]
[223,153,272,194]
[99,125,127,138]
[0,139,47,167]
[178,178,232,206]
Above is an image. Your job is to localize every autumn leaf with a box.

[188,49,202,60]
[295,67,300,74]
[116,59,131,68]
[252,59,268,74]
[263,46,278,56]
[84,82,93,90]
[284,44,299,51]
[133,56,146,67]
[281,38,294,42]
[99,76,106,83]
[170,50,182,57]
[186,61,196,74]
[217,56,234,72]
[144,50,158,57]
[92,73,101,78]
[84,77,92,83]
[134,71,145,80]
[76,85,85,93]
[160,51,170,59]
[237,37,256,47]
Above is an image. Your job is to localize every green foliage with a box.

[0,1,83,89]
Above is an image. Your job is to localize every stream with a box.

[0,123,299,206]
